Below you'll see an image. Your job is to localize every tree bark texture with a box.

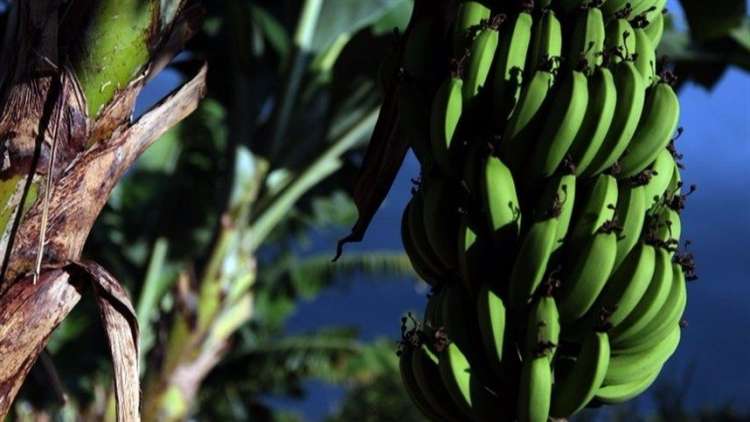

[0,1,205,420]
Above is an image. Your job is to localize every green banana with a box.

[402,198,442,285]
[508,218,559,307]
[604,18,636,63]
[604,325,680,385]
[500,69,555,171]
[593,242,657,327]
[633,27,657,85]
[453,1,492,55]
[613,184,647,270]
[585,61,646,176]
[524,295,561,358]
[570,174,619,241]
[568,6,606,70]
[527,69,589,180]
[636,0,667,23]
[643,148,676,209]
[492,10,533,122]
[558,230,619,323]
[409,190,450,277]
[411,344,466,421]
[400,347,446,421]
[509,174,575,306]
[595,363,662,404]
[550,331,611,418]
[430,75,464,175]
[479,154,522,244]
[568,66,618,175]
[610,247,673,341]
[618,80,680,178]
[422,177,460,271]
[517,355,552,422]
[643,11,665,47]
[463,18,501,103]
[439,342,506,422]
[651,206,681,253]
[527,9,563,74]
[476,285,507,376]
[613,262,687,351]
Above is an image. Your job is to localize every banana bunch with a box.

[396,1,694,420]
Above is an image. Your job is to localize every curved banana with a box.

[508,218,559,307]
[527,69,589,180]
[412,344,466,422]
[651,206,682,253]
[637,0,667,24]
[595,363,662,404]
[550,331,610,418]
[452,1,491,55]
[492,10,533,122]
[439,342,507,422]
[585,61,646,176]
[633,27,657,85]
[480,154,522,245]
[568,6,606,70]
[500,69,555,171]
[610,247,673,342]
[613,262,687,351]
[558,230,619,323]
[570,174,619,241]
[643,148,676,209]
[593,242,657,327]
[477,284,507,376]
[509,174,574,307]
[524,295,561,358]
[568,66,618,175]
[527,9,563,74]
[402,198,442,285]
[463,18,501,103]
[613,184,647,270]
[643,11,665,47]
[400,347,446,421]
[618,80,680,178]
[604,18,636,63]
[430,75,463,176]
[410,190,450,277]
[517,355,552,422]
[604,325,680,385]
[422,177,460,271]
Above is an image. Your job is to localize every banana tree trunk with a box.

[0,0,205,419]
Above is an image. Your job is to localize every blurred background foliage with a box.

[7,0,749,421]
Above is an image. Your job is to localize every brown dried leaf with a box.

[334,0,456,260]
[70,260,139,422]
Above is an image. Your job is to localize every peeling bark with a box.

[0,0,206,419]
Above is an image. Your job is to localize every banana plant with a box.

[0,0,205,419]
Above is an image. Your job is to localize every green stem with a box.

[136,237,171,369]
[74,0,156,118]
